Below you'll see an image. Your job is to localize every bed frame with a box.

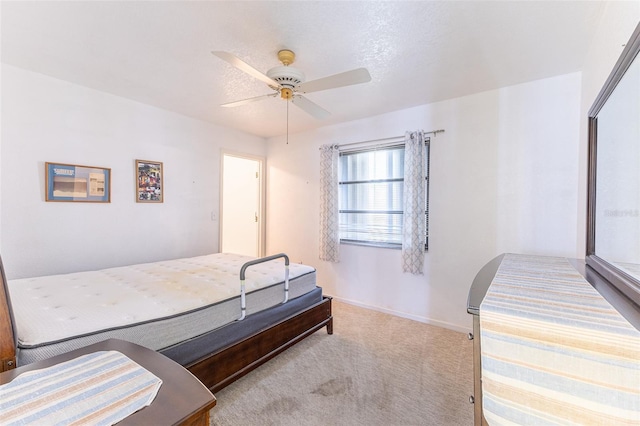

[0,255,333,393]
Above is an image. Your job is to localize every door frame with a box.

[219,150,266,258]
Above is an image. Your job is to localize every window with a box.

[338,142,429,248]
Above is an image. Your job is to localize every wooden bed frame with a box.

[0,256,333,393]
[188,295,332,392]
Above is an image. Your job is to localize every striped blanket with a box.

[0,351,162,425]
[480,254,640,425]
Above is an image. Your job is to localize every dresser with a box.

[0,339,217,425]
[467,254,640,425]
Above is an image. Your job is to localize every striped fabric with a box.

[0,351,162,425]
[480,254,640,425]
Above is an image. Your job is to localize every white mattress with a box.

[8,253,316,363]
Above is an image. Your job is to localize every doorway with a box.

[220,152,264,257]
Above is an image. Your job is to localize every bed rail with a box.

[239,253,290,321]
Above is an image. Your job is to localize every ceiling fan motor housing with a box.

[267,66,306,91]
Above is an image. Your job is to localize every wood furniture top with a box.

[0,339,217,426]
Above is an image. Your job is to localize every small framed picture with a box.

[45,162,111,202]
[136,160,163,203]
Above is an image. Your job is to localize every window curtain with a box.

[319,144,340,262]
[402,131,426,274]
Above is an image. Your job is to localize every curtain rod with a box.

[320,129,445,150]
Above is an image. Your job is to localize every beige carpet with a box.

[210,300,474,425]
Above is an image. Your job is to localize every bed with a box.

[0,253,333,392]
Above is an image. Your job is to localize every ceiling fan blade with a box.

[212,51,280,87]
[297,68,371,94]
[221,93,278,108]
[291,95,331,120]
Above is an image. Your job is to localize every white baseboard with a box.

[331,296,472,334]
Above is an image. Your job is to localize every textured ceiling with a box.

[1,1,605,138]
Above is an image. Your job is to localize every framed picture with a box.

[136,160,163,203]
[45,162,111,202]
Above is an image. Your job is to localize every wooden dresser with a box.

[466,255,503,425]
[467,254,640,425]
[0,339,217,425]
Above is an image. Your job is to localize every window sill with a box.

[340,240,402,250]
[339,240,429,252]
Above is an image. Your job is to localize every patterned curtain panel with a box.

[319,144,340,262]
[402,131,426,274]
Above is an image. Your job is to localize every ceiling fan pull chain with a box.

[287,100,289,145]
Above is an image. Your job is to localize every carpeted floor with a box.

[210,300,474,425]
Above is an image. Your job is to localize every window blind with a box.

[338,142,430,248]
[339,146,405,246]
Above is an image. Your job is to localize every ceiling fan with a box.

[212,49,371,119]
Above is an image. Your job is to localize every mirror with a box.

[587,22,640,305]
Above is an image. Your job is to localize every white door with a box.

[221,154,263,257]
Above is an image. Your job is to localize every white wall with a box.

[267,3,640,331]
[1,65,266,279]
[267,73,581,329]
[266,72,582,331]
